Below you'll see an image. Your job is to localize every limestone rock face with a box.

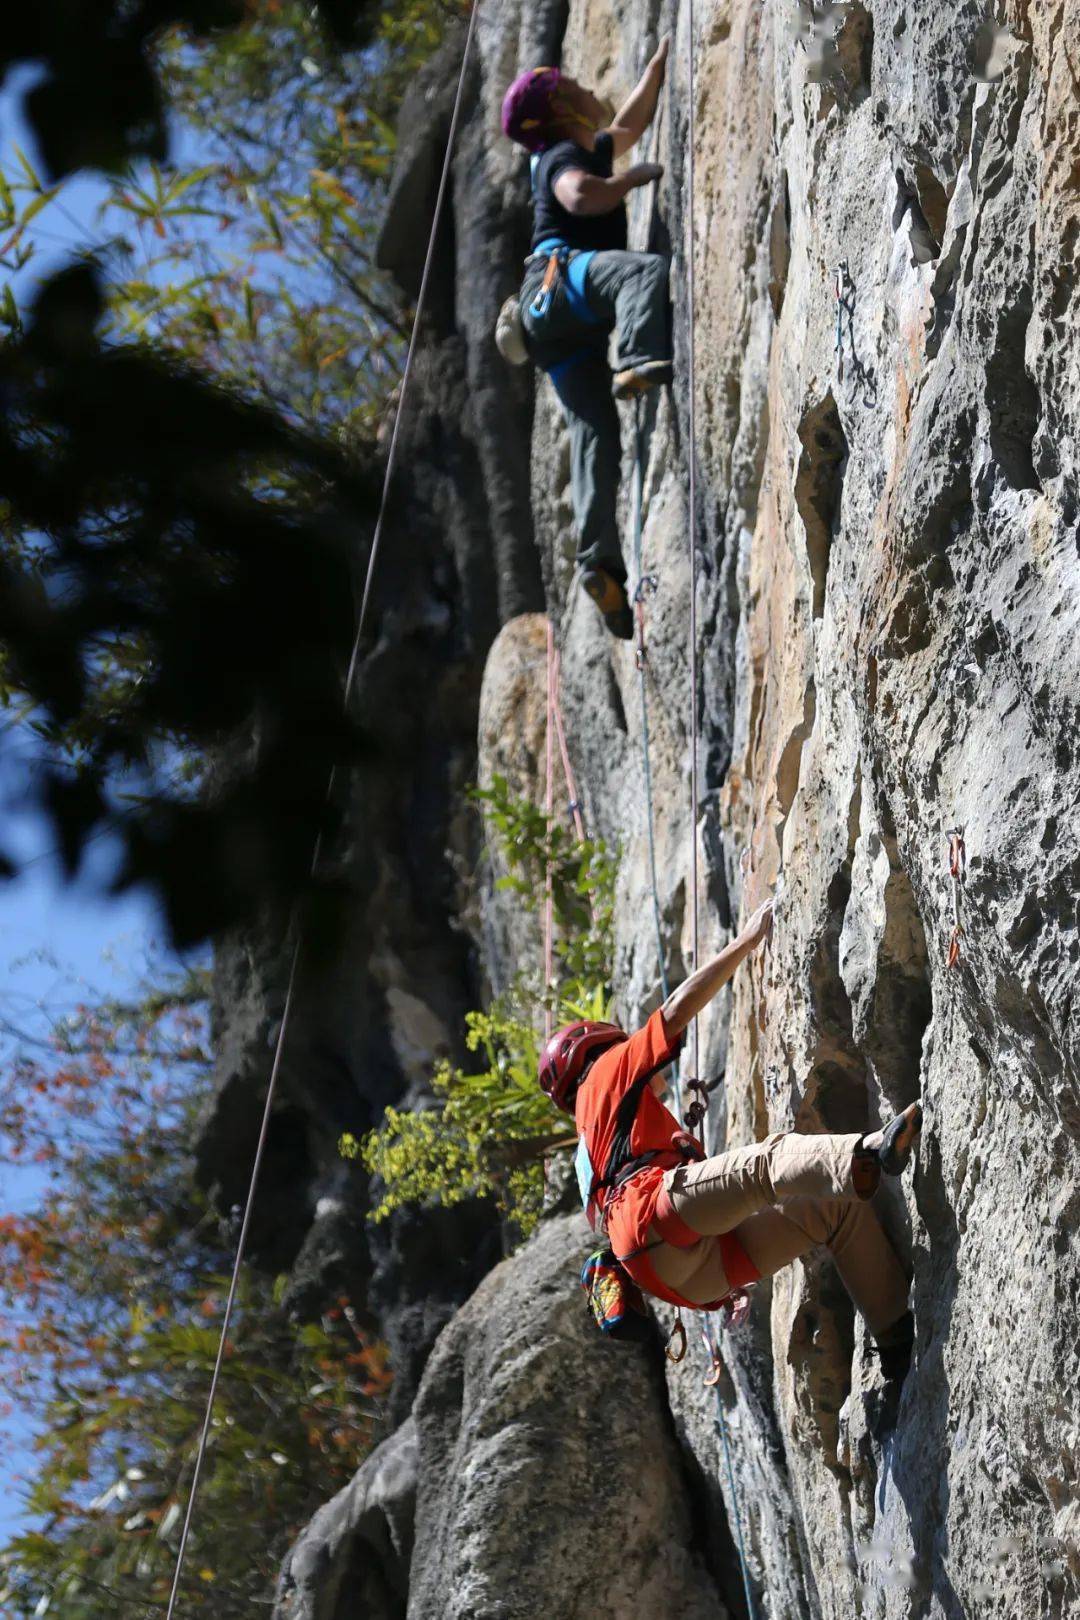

[276,1420,417,1620]
[406,1212,726,1620]
[273,0,1080,1615]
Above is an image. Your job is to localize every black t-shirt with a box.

[530,131,628,254]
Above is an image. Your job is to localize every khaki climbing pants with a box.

[649,1131,910,1337]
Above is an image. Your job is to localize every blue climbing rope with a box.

[704,1323,757,1618]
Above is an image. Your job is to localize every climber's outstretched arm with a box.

[661,899,773,1038]
[605,36,669,158]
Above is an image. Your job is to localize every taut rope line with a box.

[163,6,481,1613]
[683,8,756,1614]
[686,0,701,1096]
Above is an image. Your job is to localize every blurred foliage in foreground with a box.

[344,778,617,1236]
[0,0,468,949]
[0,963,390,1617]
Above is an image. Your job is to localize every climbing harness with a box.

[162,8,482,1615]
[945,826,966,968]
[525,148,603,329]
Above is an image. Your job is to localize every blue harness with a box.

[527,154,602,327]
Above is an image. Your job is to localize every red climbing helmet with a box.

[538,1019,626,1113]
[501,66,562,152]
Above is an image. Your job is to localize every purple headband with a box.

[501,66,562,152]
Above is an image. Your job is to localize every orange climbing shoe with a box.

[581,567,634,640]
[612,359,673,400]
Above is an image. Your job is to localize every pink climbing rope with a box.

[550,647,586,846]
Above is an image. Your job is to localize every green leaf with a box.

[17,187,61,228]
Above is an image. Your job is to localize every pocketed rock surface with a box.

[262,3,1080,1616]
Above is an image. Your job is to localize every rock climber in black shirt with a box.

[501,44,672,639]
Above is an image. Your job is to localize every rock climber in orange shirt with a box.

[540,898,922,1384]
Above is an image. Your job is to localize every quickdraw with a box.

[682,1077,710,1133]
[529,248,562,320]
[945,826,966,969]
[682,1072,722,1135]
[633,570,659,671]
[834,259,850,383]
[665,1311,688,1363]
[702,1324,724,1386]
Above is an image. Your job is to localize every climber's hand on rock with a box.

[627,161,664,188]
[663,898,773,1033]
[651,36,670,79]
[742,898,774,951]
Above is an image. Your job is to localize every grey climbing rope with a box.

[702,1326,757,1616]
[162,5,482,1613]
[631,399,672,1014]
[686,0,702,1096]
[684,6,757,1613]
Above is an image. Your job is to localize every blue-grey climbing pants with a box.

[520,250,671,578]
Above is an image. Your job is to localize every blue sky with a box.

[0,71,163,1544]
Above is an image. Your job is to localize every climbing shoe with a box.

[852,1102,923,1197]
[865,1310,915,1438]
[871,1309,915,1385]
[581,567,634,640]
[612,359,673,400]
[876,1102,923,1176]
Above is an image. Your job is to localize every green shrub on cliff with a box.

[345,780,617,1234]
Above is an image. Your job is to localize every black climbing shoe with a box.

[867,1311,915,1439]
[612,359,673,400]
[872,1309,915,1384]
[857,1102,923,1180]
[581,567,634,640]
[877,1102,923,1176]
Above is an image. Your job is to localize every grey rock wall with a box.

[276,1419,417,1620]
[275,0,1080,1616]
[523,3,1080,1617]
[405,1213,726,1620]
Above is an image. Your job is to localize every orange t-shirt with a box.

[574,1007,758,1310]
[573,1007,684,1232]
